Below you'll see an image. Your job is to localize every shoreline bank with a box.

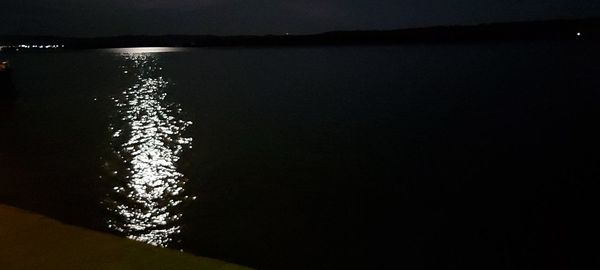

[0,204,252,270]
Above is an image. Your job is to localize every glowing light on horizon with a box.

[1,44,62,50]
[104,53,193,247]
[106,47,187,54]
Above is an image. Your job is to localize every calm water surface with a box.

[1,43,599,269]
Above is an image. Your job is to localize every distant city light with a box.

[0,44,64,51]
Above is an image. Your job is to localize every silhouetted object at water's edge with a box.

[0,61,17,100]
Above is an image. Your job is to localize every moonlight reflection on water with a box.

[103,52,193,247]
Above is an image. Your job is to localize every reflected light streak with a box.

[104,53,192,247]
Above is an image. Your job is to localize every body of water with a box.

[1,43,599,269]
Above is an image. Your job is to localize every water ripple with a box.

[103,53,193,247]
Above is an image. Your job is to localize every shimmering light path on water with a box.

[103,50,193,247]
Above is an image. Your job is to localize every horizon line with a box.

[1,15,598,39]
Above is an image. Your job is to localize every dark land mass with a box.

[1,17,600,49]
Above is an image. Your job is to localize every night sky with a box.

[2,1,600,36]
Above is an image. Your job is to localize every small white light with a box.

[577,32,581,37]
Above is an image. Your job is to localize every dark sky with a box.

[2,0,600,36]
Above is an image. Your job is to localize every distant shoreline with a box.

[1,17,599,50]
